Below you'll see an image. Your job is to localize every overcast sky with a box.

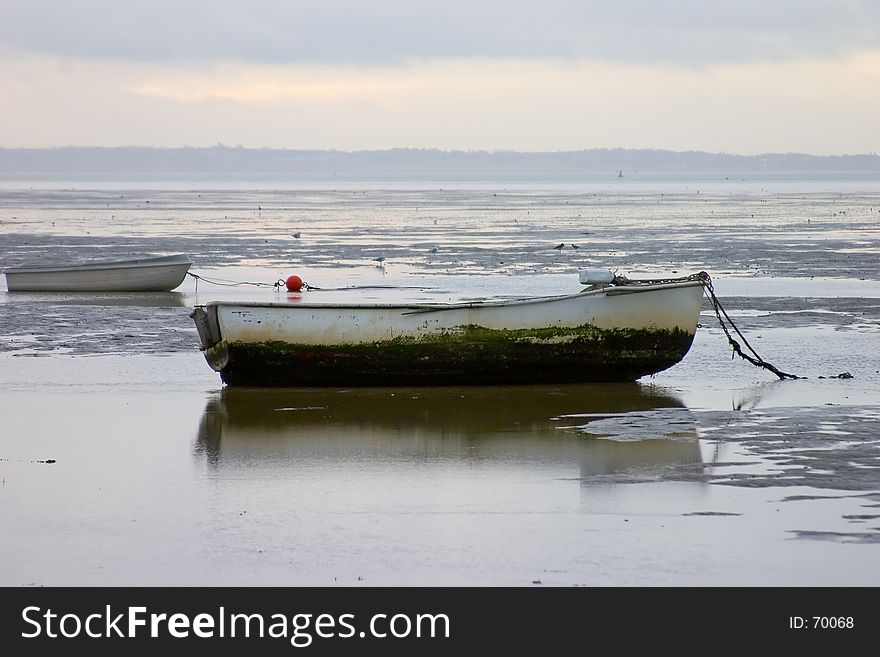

[2,0,879,154]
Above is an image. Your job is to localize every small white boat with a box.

[191,272,707,387]
[3,254,193,292]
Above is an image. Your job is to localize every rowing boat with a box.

[191,272,706,387]
[3,254,193,292]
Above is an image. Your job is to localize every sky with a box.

[1,0,879,154]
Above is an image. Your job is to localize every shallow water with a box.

[1,182,879,585]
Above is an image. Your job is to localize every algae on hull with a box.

[206,323,697,387]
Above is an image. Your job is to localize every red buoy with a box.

[285,275,304,292]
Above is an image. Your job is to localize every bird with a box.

[428,245,439,254]
[553,243,565,250]
[292,231,301,239]
[372,256,386,263]
[571,243,580,249]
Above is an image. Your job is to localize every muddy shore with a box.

[2,184,878,585]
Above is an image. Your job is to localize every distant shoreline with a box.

[2,146,879,182]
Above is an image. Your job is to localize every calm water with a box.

[1,180,879,585]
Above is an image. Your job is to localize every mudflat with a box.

[2,182,879,585]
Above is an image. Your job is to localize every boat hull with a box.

[192,280,705,387]
[3,255,192,292]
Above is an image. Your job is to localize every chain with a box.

[697,273,802,380]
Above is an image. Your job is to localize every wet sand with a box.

[1,182,879,585]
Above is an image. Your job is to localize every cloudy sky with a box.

[1,0,879,154]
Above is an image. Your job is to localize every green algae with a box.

[207,322,696,387]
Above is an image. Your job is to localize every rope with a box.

[294,284,429,291]
[187,272,428,294]
[695,271,802,380]
[611,271,707,287]
[188,272,287,294]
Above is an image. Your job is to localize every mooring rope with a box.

[694,271,802,380]
[187,271,427,294]
[187,272,287,295]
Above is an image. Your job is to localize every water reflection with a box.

[0,290,187,307]
[195,383,704,484]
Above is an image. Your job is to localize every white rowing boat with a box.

[191,272,707,387]
[3,254,193,292]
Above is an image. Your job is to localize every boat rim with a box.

[2,254,193,274]
[197,279,705,312]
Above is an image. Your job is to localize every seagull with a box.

[292,231,301,239]
[553,243,565,250]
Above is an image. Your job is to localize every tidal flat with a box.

[1,181,879,585]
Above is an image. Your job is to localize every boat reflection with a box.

[0,290,188,307]
[195,383,704,483]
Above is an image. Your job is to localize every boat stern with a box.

[190,305,229,371]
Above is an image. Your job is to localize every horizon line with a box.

[2,145,879,158]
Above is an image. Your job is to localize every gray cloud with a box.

[1,0,878,66]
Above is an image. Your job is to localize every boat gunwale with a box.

[197,279,705,312]
[2,254,193,275]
